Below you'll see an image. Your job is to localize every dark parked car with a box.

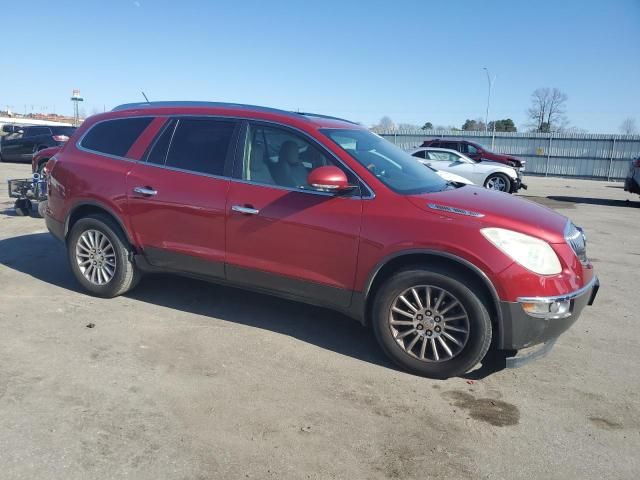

[624,157,640,196]
[0,124,76,163]
[45,101,597,378]
[421,138,526,170]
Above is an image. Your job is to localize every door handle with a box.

[133,186,158,196]
[231,205,259,215]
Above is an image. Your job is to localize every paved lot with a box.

[1,161,639,479]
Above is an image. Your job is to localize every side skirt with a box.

[133,253,366,323]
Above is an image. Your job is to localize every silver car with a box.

[409,147,526,193]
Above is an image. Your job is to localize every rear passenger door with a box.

[126,117,240,278]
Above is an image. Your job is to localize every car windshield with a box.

[321,129,449,194]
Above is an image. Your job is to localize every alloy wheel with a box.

[486,175,507,191]
[75,229,117,285]
[388,285,470,362]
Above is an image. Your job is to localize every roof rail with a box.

[295,111,359,125]
[111,102,358,125]
[111,101,295,116]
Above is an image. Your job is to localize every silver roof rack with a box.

[111,101,357,124]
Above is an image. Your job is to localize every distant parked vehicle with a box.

[32,146,61,174]
[410,147,525,193]
[0,124,76,163]
[624,157,640,196]
[420,138,526,171]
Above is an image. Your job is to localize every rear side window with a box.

[26,127,52,137]
[412,150,427,159]
[164,118,237,176]
[81,117,152,157]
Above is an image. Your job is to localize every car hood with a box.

[406,186,567,243]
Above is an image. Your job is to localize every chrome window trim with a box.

[75,113,375,199]
[517,275,598,304]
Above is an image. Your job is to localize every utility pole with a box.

[483,67,496,132]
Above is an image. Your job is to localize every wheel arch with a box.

[64,201,135,247]
[363,250,502,333]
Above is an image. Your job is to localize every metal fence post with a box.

[545,133,553,176]
[607,137,616,181]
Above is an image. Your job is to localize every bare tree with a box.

[619,118,637,135]
[378,116,395,131]
[527,88,568,132]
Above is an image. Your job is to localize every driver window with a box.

[466,144,479,155]
[243,124,354,190]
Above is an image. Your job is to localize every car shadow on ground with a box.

[0,232,506,380]
[547,195,640,208]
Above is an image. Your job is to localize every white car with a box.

[409,147,526,193]
[427,165,474,185]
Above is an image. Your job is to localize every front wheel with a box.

[484,173,511,193]
[372,267,492,379]
[67,214,141,297]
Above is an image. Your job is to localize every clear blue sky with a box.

[2,0,638,132]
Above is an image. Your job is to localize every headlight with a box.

[480,228,562,275]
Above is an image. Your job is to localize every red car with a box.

[45,102,597,378]
[32,146,61,174]
[421,138,526,170]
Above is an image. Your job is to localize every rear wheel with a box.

[67,214,141,297]
[484,173,511,192]
[372,267,492,379]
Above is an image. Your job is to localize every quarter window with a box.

[165,118,237,176]
[81,117,152,157]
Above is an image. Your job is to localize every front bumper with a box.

[510,176,527,193]
[498,276,599,352]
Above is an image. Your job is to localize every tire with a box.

[371,267,492,379]
[14,199,32,216]
[67,214,141,298]
[484,173,511,193]
[35,200,47,219]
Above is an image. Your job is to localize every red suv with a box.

[421,139,525,170]
[45,102,597,378]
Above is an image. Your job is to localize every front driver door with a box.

[225,123,363,308]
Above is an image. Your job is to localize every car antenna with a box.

[141,91,150,103]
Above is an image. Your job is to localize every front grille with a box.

[565,222,588,264]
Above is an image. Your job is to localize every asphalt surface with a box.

[1,161,639,479]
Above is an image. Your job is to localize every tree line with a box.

[372,87,638,135]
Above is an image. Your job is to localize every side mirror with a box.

[17,129,24,135]
[307,166,354,193]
